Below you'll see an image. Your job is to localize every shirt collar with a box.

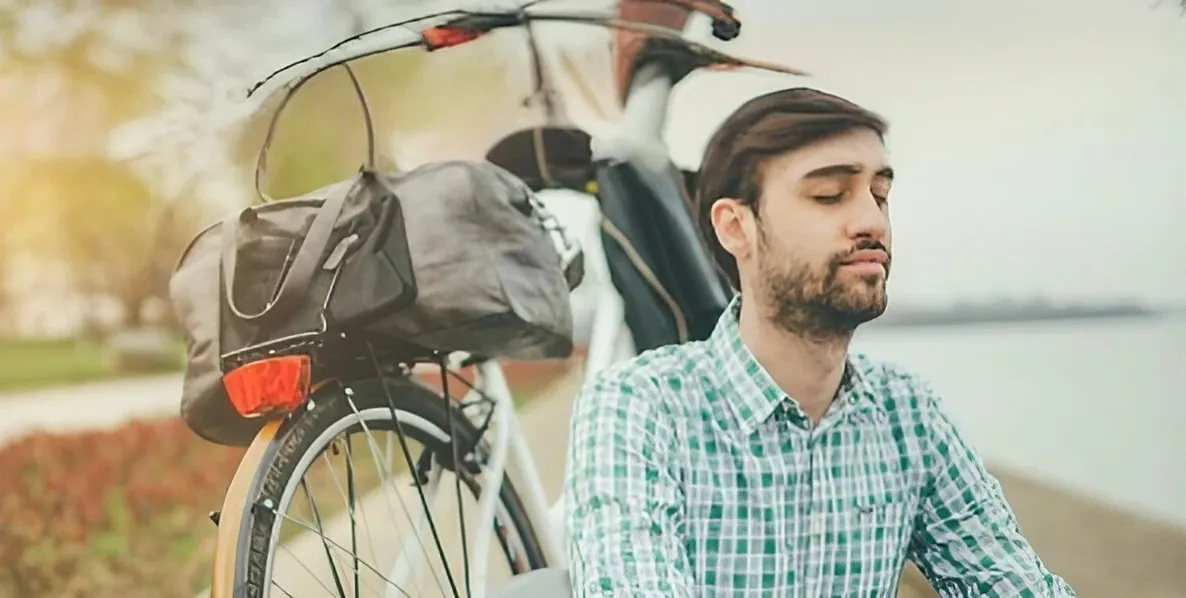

[708,294,886,436]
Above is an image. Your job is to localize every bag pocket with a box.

[327,192,418,328]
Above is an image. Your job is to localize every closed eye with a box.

[813,194,844,204]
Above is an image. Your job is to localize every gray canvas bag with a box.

[169,65,580,446]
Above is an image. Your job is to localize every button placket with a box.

[803,429,825,598]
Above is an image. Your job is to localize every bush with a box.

[0,419,245,598]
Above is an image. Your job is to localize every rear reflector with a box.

[223,355,312,418]
[423,26,482,50]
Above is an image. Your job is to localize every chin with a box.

[840,291,888,322]
[844,278,887,299]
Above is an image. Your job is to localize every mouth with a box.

[839,249,889,276]
[842,249,889,265]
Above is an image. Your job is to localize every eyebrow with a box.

[802,164,895,181]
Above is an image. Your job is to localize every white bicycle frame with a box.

[381,52,687,598]
[244,10,701,598]
[389,41,697,598]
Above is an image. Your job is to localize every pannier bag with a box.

[169,65,579,446]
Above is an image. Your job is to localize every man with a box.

[563,88,1075,597]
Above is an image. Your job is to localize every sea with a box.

[851,313,1186,531]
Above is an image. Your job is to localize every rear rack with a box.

[219,329,479,384]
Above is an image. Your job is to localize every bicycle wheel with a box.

[214,374,549,598]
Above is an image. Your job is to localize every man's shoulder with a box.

[576,342,708,412]
[848,353,943,415]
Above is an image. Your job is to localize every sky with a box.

[647,0,1186,306]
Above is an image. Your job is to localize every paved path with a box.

[0,374,183,446]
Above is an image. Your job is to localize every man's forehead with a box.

[767,133,891,179]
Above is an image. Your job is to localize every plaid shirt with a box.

[564,296,1074,597]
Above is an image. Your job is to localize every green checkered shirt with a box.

[564,297,1074,597]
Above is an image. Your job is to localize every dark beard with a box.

[757,233,889,341]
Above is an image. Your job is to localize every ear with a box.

[710,198,754,261]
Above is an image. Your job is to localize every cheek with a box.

[759,221,822,265]
[777,213,833,248]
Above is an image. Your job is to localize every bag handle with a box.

[254,63,377,203]
[222,63,378,326]
[220,176,361,325]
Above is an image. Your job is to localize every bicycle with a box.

[203,2,804,597]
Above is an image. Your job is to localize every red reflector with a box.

[223,356,312,418]
[423,26,482,50]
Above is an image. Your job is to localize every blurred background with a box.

[0,0,1182,596]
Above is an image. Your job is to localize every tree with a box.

[228,29,514,201]
[108,0,515,204]
[2,0,528,335]
[0,0,181,130]
[9,159,210,329]
[0,0,190,331]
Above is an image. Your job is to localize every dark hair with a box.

[694,87,889,290]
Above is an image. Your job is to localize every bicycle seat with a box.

[489,568,572,598]
[485,125,595,194]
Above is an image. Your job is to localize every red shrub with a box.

[0,418,244,598]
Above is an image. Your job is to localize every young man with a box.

[563,88,1075,597]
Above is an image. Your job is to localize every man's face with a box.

[714,128,894,337]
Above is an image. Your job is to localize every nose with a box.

[846,191,889,241]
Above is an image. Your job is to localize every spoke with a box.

[346,435,361,598]
[347,389,452,597]
[276,542,338,597]
[269,508,413,598]
[364,346,462,598]
[264,366,518,598]
[269,580,297,598]
[302,479,351,598]
[319,449,382,571]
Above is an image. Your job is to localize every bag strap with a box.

[220,176,360,326]
[254,63,377,203]
[219,62,379,328]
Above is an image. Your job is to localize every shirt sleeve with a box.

[563,366,696,597]
[908,385,1076,597]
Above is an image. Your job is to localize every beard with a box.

[756,230,890,340]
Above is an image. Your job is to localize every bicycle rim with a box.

[224,376,548,598]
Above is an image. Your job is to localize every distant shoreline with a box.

[867,304,1172,328]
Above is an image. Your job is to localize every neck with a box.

[737,297,851,423]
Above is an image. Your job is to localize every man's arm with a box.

[908,385,1075,597]
[563,367,695,597]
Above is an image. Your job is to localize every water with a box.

[851,314,1186,531]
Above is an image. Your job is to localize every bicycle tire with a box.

[222,375,549,598]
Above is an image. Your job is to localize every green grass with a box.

[0,336,184,394]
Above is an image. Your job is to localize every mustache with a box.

[835,239,891,263]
